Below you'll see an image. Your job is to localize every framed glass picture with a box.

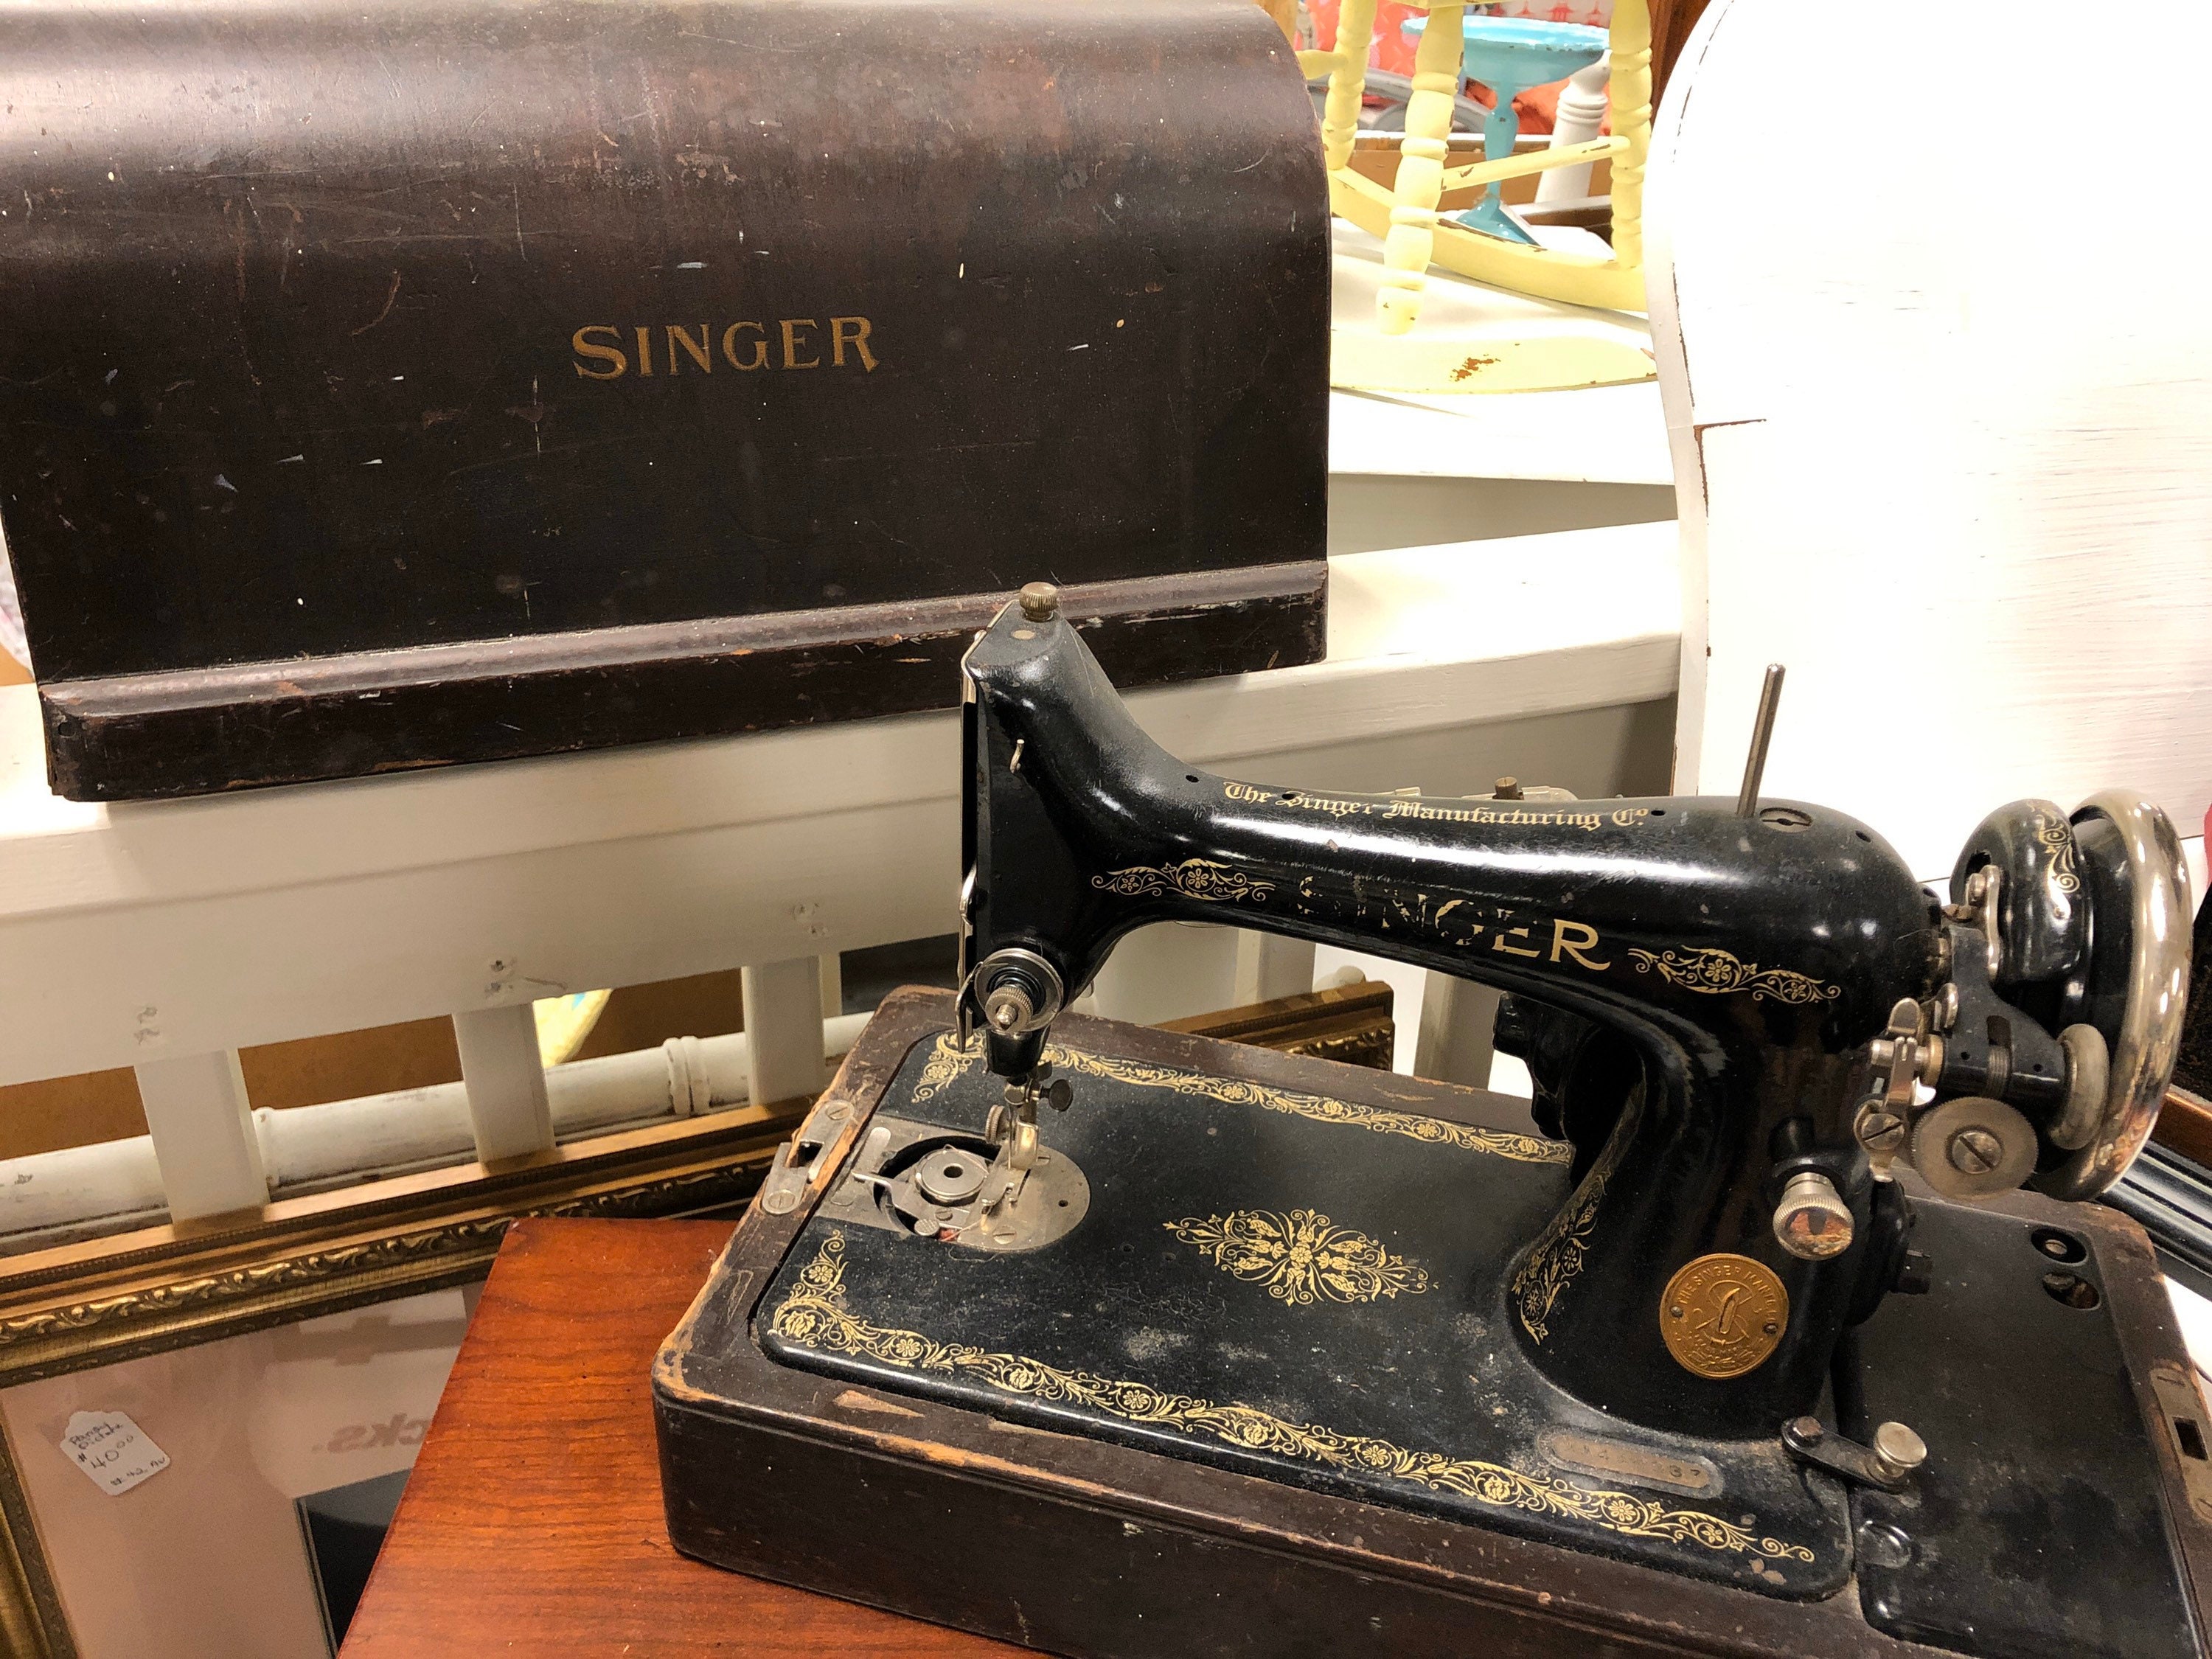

[3,1285,471,1657]
[0,1109,789,1659]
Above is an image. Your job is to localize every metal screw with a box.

[1018,581,1060,622]
[1854,1104,1907,1154]
[1788,1415,1825,1445]
[1947,1127,2002,1175]
[984,984,1034,1034]
[1493,776,1523,801]
[1870,1422,1928,1481]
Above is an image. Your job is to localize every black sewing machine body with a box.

[656,597,2208,1657]
[960,607,1937,1442]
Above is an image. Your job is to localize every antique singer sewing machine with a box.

[656,587,2209,1657]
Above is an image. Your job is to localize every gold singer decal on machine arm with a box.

[1222,781,1654,831]
[1091,860,1276,903]
[908,1034,1573,1166]
[1166,1209,1430,1307]
[771,1233,1815,1569]
[1627,947,1841,1006]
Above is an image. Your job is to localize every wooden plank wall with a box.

[1652,0,2212,883]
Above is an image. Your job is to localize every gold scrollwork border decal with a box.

[911,1032,979,1102]
[772,1234,1814,1568]
[1166,1209,1429,1306]
[1509,1171,1607,1344]
[1627,947,1839,1006]
[908,1034,1571,1166]
[1091,859,1275,904]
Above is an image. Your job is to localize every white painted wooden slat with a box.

[1651,0,2212,880]
[741,958,826,1108]
[451,1005,554,1164]
[0,529,1679,1087]
[1412,973,1501,1089]
[1090,925,1245,1027]
[133,1049,266,1220]
[1237,933,1318,1006]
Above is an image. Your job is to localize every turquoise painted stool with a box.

[1401,15,1607,246]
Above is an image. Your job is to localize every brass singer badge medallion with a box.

[1660,1254,1788,1380]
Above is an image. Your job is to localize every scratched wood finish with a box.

[1652,0,2212,883]
[655,992,2212,1657]
[340,1217,1015,1658]
[0,0,1329,800]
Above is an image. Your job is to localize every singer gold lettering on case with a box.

[571,316,880,378]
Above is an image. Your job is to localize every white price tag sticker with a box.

[58,1410,169,1496]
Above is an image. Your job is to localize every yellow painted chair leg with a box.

[1318,0,1380,174]
[1377,1,1465,337]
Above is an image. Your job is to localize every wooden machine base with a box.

[654,991,2212,1658]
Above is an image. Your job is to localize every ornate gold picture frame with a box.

[0,1105,798,1658]
[0,975,1393,1655]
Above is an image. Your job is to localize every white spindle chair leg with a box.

[1236,932,1318,1005]
[135,1049,268,1221]
[1535,55,1610,204]
[453,1005,554,1163]
[742,957,827,1109]
[1377,0,1467,335]
[1320,0,1380,172]
[1411,970,1500,1088]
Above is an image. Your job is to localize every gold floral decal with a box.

[1048,1048,1571,1166]
[771,1233,1813,1567]
[1091,859,1276,904]
[1509,1172,1608,1344]
[911,1030,981,1102]
[2037,822,2081,896]
[905,1034,1571,1166]
[1166,1209,1430,1306]
[1627,947,1840,1006]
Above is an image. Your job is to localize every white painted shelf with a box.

[1327,222,1673,487]
[0,522,1683,1086]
